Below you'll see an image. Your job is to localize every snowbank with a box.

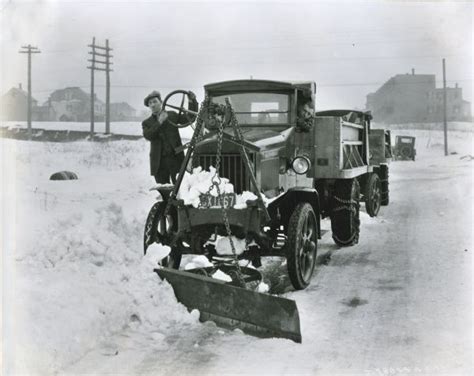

[1,120,195,140]
[2,138,199,374]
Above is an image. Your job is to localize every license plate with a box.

[199,193,236,208]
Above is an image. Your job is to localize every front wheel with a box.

[286,203,318,290]
[143,202,181,269]
[330,179,360,246]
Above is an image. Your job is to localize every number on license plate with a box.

[199,193,236,208]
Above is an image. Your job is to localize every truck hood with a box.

[197,127,294,152]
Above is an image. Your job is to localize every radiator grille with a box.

[196,154,253,194]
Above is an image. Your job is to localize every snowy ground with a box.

[1,124,473,375]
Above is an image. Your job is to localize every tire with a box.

[286,203,318,290]
[330,179,360,246]
[378,165,389,206]
[364,173,382,217]
[143,202,181,269]
[400,146,411,160]
[50,171,78,180]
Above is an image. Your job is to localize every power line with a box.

[29,78,472,96]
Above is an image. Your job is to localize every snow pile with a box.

[184,255,213,270]
[22,202,142,268]
[234,191,258,209]
[2,138,202,375]
[177,166,234,207]
[177,166,258,209]
[6,202,199,374]
[212,269,233,282]
[215,235,247,255]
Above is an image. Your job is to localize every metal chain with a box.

[202,105,246,285]
[144,203,161,248]
[332,205,358,213]
[333,195,358,205]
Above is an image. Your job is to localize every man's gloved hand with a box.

[188,91,197,102]
[158,110,168,124]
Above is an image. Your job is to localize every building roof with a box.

[110,102,136,110]
[204,79,315,97]
[49,87,90,102]
[2,87,37,102]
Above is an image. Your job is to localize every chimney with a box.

[19,83,22,90]
[411,68,415,75]
[455,82,458,88]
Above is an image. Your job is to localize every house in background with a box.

[1,85,137,123]
[366,69,471,123]
[110,102,136,121]
[1,84,37,121]
[46,87,105,122]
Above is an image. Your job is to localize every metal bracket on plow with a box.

[155,267,302,343]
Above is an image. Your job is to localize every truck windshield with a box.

[211,92,290,125]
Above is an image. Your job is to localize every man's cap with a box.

[144,90,162,107]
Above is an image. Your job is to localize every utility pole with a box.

[87,38,113,135]
[442,58,448,156]
[89,37,96,136]
[19,44,41,138]
[105,39,111,134]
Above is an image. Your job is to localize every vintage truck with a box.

[144,79,390,341]
[393,135,416,161]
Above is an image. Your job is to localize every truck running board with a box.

[155,268,302,343]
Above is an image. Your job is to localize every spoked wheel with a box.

[378,164,390,206]
[286,203,318,290]
[162,90,198,128]
[143,202,181,269]
[364,173,382,217]
[330,179,360,246]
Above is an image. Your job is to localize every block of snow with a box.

[144,243,171,265]
[212,269,232,282]
[215,235,246,255]
[177,166,267,209]
[257,281,269,293]
[190,255,213,268]
[184,255,213,270]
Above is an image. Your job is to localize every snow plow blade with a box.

[155,268,302,343]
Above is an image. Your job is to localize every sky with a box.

[1,0,472,114]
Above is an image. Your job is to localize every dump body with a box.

[369,129,393,165]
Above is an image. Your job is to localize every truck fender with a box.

[267,187,321,238]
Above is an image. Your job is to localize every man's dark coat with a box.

[142,111,186,177]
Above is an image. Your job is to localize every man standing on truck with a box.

[142,90,198,184]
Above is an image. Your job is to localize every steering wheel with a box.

[162,90,199,128]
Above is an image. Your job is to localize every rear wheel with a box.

[364,173,382,217]
[286,203,318,290]
[330,179,360,246]
[143,202,181,269]
[378,165,390,206]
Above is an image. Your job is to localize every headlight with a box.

[291,156,311,175]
